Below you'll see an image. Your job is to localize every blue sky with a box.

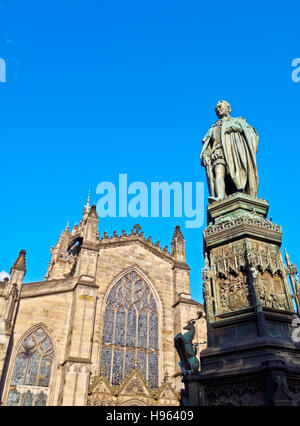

[0,0,299,303]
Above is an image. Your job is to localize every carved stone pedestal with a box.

[181,193,300,406]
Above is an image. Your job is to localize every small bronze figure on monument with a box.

[200,101,259,202]
[174,311,202,375]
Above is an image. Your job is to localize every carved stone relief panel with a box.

[246,239,282,276]
[212,242,246,277]
[205,380,265,406]
[257,272,289,311]
[210,242,251,316]
[218,272,251,314]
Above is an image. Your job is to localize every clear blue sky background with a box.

[0,0,299,303]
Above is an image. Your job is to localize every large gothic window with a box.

[6,328,54,406]
[101,271,159,388]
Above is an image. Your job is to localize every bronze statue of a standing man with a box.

[200,101,259,202]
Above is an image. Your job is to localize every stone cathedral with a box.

[0,196,207,406]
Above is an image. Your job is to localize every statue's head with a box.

[183,320,195,330]
[183,312,203,330]
[215,100,231,119]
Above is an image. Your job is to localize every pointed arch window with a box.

[101,271,159,388]
[6,328,54,406]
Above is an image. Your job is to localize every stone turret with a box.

[171,225,191,301]
[0,250,26,381]
[83,205,99,244]
[0,249,26,323]
[10,249,26,283]
[58,197,100,405]
[45,222,72,280]
[171,225,186,263]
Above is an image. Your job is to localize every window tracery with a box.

[101,271,159,388]
[6,327,54,406]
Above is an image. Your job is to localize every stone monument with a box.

[176,101,300,406]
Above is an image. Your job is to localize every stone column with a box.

[60,279,98,406]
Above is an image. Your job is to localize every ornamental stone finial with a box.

[100,364,105,377]
[163,370,170,383]
[133,224,142,234]
[134,356,139,370]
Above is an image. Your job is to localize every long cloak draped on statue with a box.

[222,117,258,195]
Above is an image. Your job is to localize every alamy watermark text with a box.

[292,58,300,83]
[0,58,6,82]
[96,174,204,228]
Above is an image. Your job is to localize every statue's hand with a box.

[225,123,242,134]
[201,155,210,167]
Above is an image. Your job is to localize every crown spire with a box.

[86,189,90,208]
[82,190,91,219]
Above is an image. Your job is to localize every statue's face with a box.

[183,321,194,330]
[215,102,230,119]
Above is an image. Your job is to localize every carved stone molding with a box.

[65,361,91,375]
[205,380,265,406]
[204,206,282,249]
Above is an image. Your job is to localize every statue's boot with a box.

[208,196,222,203]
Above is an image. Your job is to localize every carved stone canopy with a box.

[87,368,179,406]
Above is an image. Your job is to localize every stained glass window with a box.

[100,271,159,388]
[6,328,54,406]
